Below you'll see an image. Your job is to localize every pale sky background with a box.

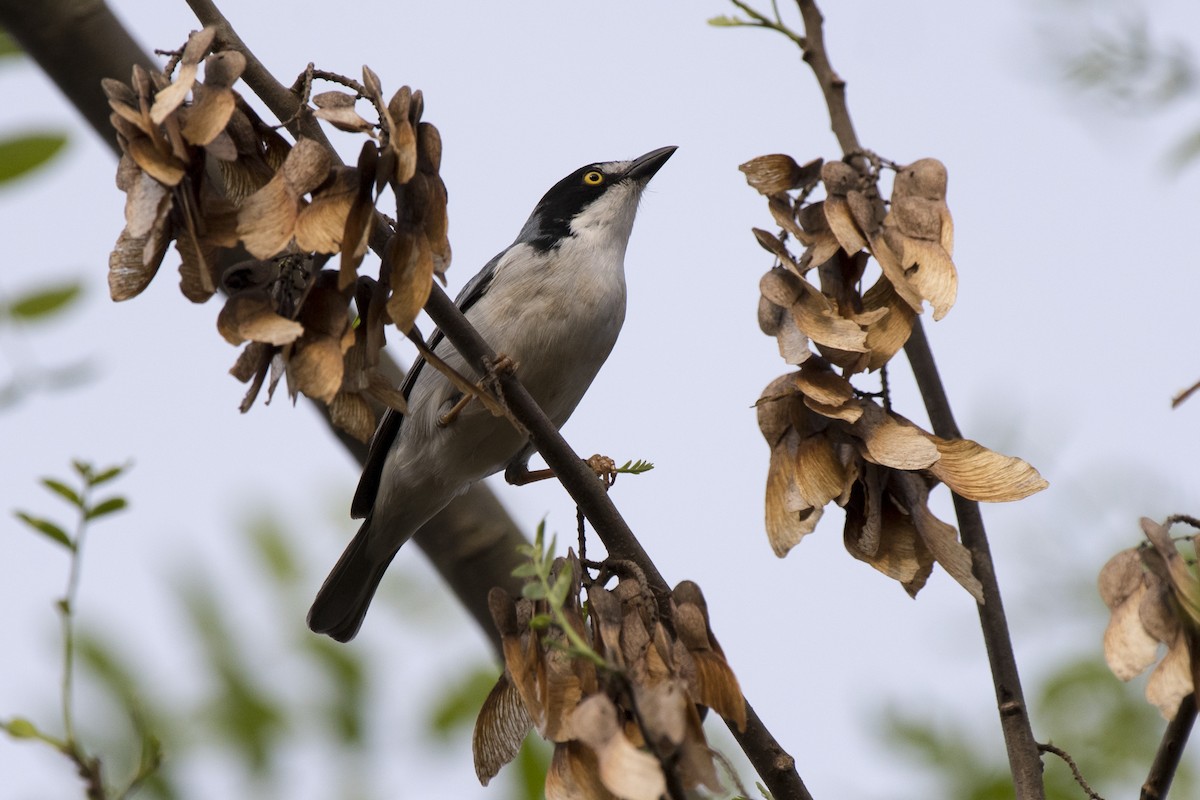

[3,1,1200,798]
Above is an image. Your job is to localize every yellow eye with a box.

[583,170,604,186]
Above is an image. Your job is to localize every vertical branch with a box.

[783,1,1047,796]
[1142,692,1197,800]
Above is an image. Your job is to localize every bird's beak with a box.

[624,145,677,182]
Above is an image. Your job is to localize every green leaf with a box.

[71,460,93,481]
[511,562,539,579]
[708,14,745,27]
[528,613,552,630]
[0,133,68,183]
[14,511,72,550]
[548,568,573,608]
[3,717,41,739]
[40,478,82,508]
[616,459,655,475]
[521,582,547,601]
[6,282,82,321]
[86,496,128,520]
[88,463,128,487]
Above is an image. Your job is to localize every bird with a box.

[308,146,677,642]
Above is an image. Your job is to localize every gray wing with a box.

[349,250,505,519]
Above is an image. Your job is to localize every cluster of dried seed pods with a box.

[474,558,744,799]
[742,153,1046,597]
[1101,517,1200,719]
[105,28,449,440]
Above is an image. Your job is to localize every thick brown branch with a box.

[1142,693,1197,800]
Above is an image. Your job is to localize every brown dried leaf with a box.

[1099,549,1146,610]
[869,232,925,313]
[1146,632,1195,719]
[296,167,358,253]
[893,472,983,601]
[893,158,948,201]
[127,135,186,186]
[805,395,865,422]
[391,119,418,185]
[202,50,246,88]
[236,176,296,258]
[569,695,665,800]
[280,137,333,195]
[1103,580,1162,681]
[847,190,882,238]
[633,679,689,745]
[385,230,434,333]
[861,276,915,370]
[928,436,1047,502]
[545,741,615,800]
[790,283,869,353]
[765,431,823,557]
[217,290,303,345]
[795,433,850,509]
[108,226,169,302]
[820,160,859,194]
[417,121,442,173]
[175,225,217,303]
[123,169,172,238]
[844,479,935,596]
[796,360,854,407]
[824,195,867,254]
[768,195,811,245]
[329,391,375,442]
[289,336,345,404]
[852,402,939,470]
[898,237,958,321]
[473,673,533,786]
[752,227,796,266]
[891,196,943,241]
[739,153,806,195]
[181,84,235,146]
[313,90,375,134]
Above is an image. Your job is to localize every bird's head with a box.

[516,145,676,251]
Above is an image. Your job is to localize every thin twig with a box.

[906,321,1045,799]
[182,3,812,797]
[1142,692,1198,800]
[1038,742,1104,800]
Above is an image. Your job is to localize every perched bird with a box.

[308,146,676,641]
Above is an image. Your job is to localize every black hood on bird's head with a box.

[517,146,676,251]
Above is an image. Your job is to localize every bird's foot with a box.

[505,462,556,486]
[437,355,519,428]
[436,393,474,428]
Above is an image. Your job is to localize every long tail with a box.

[308,517,397,642]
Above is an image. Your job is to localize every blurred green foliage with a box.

[5,476,550,799]
[881,654,1196,799]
